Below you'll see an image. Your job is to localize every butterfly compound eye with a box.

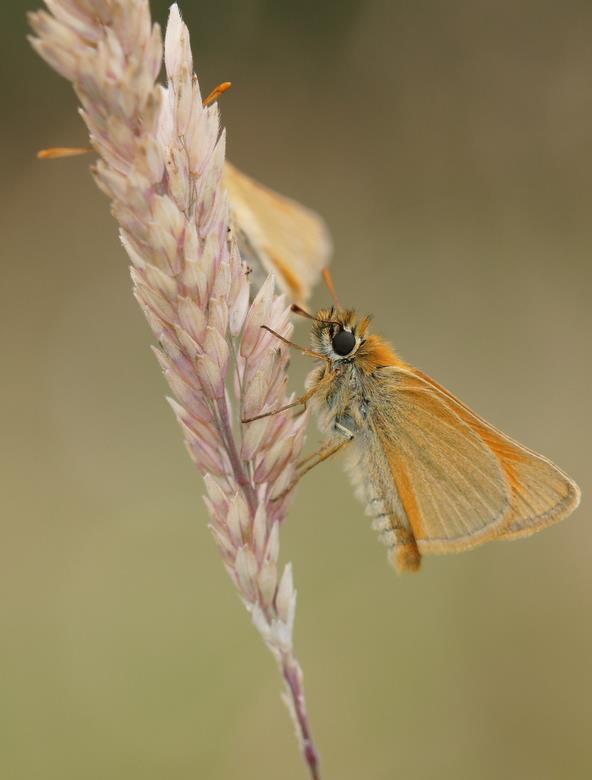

[332,329,356,356]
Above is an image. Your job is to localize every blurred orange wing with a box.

[374,366,580,554]
[223,162,332,303]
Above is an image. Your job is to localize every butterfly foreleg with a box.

[241,369,337,423]
[260,325,331,365]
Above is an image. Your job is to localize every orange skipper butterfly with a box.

[243,270,580,572]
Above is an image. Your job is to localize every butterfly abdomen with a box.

[365,497,422,573]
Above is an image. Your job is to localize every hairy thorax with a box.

[306,362,369,438]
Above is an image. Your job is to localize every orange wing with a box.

[223,162,332,303]
[410,368,581,541]
[373,366,580,558]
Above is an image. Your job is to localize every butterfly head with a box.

[310,307,373,363]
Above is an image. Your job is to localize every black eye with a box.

[332,329,356,356]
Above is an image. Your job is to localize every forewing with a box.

[372,369,512,554]
[410,368,580,540]
[223,162,332,303]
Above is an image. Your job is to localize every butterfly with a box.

[243,271,581,572]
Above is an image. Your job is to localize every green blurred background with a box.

[2,1,591,778]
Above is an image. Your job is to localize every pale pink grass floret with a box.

[29,2,320,777]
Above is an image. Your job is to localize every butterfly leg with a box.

[241,370,337,423]
[260,325,331,365]
[297,434,353,477]
[273,426,354,501]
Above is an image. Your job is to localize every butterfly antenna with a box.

[37,146,93,159]
[291,304,341,327]
[38,82,232,160]
[203,81,232,107]
[322,267,342,310]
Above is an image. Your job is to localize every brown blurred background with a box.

[2,1,591,779]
